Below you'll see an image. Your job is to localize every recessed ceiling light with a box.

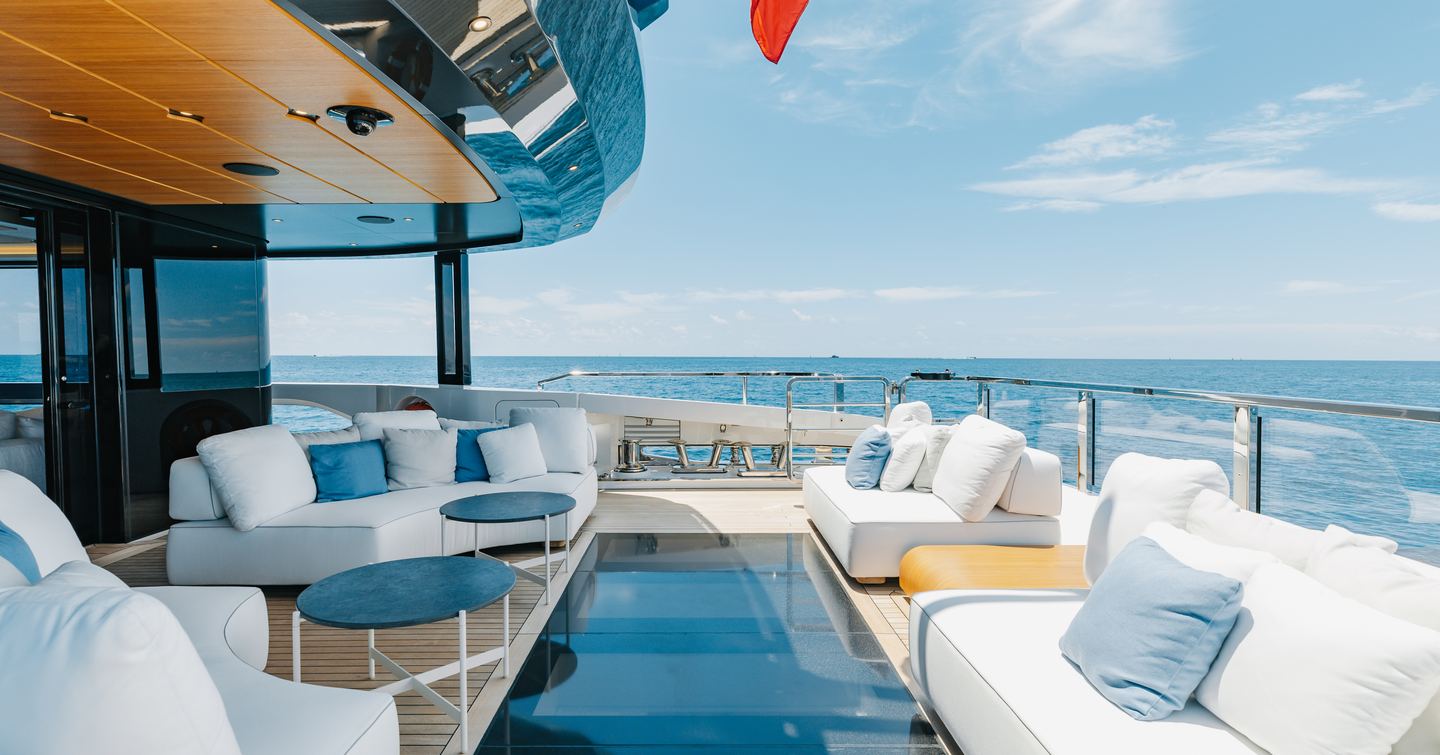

[468,15,493,32]
[223,162,280,177]
[356,215,395,225]
[272,218,284,223]
[210,244,219,249]
[402,217,414,222]
[286,108,320,122]
[167,108,205,124]
[567,164,579,172]
[349,242,359,247]
[574,223,582,228]
[48,110,88,124]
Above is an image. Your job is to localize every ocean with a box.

[4,355,1438,557]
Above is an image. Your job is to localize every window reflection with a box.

[155,258,265,391]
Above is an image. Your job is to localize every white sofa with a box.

[0,471,398,755]
[908,453,1440,755]
[805,446,1065,580]
[0,409,45,491]
[166,414,600,586]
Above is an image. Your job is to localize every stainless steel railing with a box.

[785,375,892,480]
[536,370,839,406]
[897,373,1440,511]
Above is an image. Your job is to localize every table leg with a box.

[561,511,569,574]
[544,514,552,605]
[291,611,301,683]
[458,609,468,754]
[502,594,510,678]
[368,629,376,680]
[439,515,445,556]
[474,521,480,559]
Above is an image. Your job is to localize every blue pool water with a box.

[478,533,942,752]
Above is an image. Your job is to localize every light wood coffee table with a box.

[898,544,1087,595]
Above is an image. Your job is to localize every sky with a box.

[269,0,1440,360]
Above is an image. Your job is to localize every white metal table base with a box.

[442,511,569,604]
[292,598,509,754]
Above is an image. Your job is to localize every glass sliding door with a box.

[0,204,46,495]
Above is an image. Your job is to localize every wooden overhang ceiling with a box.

[0,0,498,206]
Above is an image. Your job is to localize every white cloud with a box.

[709,314,729,325]
[691,288,861,303]
[1002,199,1104,213]
[734,309,756,321]
[1295,80,1366,102]
[1373,201,1440,222]
[874,286,1051,301]
[1008,115,1175,169]
[534,288,651,322]
[618,291,670,306]
[470,295,532,316]
[1368,84,1437,115]
[791,308,814,321]
[1281,280,1377,296]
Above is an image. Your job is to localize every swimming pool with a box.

[478,533,942,752]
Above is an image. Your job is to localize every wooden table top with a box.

[899,544,1088,595]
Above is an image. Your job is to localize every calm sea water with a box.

[4,355,1439,557]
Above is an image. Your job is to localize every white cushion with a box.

[879,425,930,492]
[1084,453,1229,584]
[16,415,44,439]
[1197,563,1440,755]
[1142,522,1279,582]
[439,417,504,430]
[508,407,590,473]
[0,582,241,755]
[932,415,1027,522]
[887,401,933,434]
[196,425,316,532]
[168,456,224,521]
[478,423,549,484]
[1306,529,1440,754]
[292,426,361,461]
[353,409,441,441]
[912,424,955,493]
[382,427,457,490]
[910,589,1262,755]
[1186,489,1395,569]
[0,558,26,587]
[996,448,1063,516]
[0,410,15,440]
[0,470,87,577]
[41,559,128,589]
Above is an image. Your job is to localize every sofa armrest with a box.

[997,448,1063,516]
[170,456,225,521]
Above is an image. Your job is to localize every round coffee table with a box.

[292,556,515,753]
[440,491,576,605]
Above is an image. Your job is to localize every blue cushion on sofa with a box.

[309,440,388,502]
[456,427,504,482]
[844,425,892,489]
[1060,536,1243,720]
[0,518,41,584]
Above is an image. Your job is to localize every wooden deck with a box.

[92,488,940,754]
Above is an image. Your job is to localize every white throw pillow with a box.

[292,426,362,461]
[1187,489,1395,569]
[1142,522,1279,582]
[439,417,505,430]
[0,411,15,440]
[1083,453,1229,584]
[196,425,316,532]
[478,423,548,484]
[995,448,1063,516]
[0,470,88,576]
[879,426,931,492]
[0,583,241,755]
[1197,563,1440,755]
[353,409,441,441]
[382,427,458,490]
[16,415,44,439]
[508,407,591,473]
[931,415,1027,522]
[912,424,955,493]
[1307,529,1440,754]
[886,401,933,436]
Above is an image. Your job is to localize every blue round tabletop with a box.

[297,556,515,630]
[440,491,576,524]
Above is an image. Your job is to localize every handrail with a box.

[536,370,839,405]
[785,375,892,480]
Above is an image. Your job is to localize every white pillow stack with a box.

[911,424,955,493]
[381,428,458,490]
[1187,488,1396,569]
[292,426,361,461]
[1142,522,1279,582]
[879,426,931,492]
[478,424,549,484]
[931,415,1026,522]
[886,401,933,436]
[1083,453,1230,583]
[195,425,316,532]
[508,407,591,473]
[353,409,442,441]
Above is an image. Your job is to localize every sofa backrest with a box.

[0,470,87,578]
[996,447,1063,516]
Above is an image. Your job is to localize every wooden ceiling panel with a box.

[114,0,499,204]
[0,0,500,206]
[0,132,206,205]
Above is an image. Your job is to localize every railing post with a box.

[834,380,845,413]
[740,376,749,405]
[1077,391,1096,493]
[1233,405,1262,512]
[977,384,991,418]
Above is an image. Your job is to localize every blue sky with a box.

[270,0,1440,360]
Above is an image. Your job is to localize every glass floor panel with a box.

[478,533,942,753]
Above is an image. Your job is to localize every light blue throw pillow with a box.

[0,518,41,584]
[844,426,892,489]
[456,427,503,482]
[1059,536,1243,720]
[310,440,388,502]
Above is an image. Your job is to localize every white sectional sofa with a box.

[0,409,45,491]
[0,471,398,755]
[908,453,1440,755]
[805,446,1065,580]
[166,412,599,586]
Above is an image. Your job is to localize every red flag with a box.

[751,0,810,64]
